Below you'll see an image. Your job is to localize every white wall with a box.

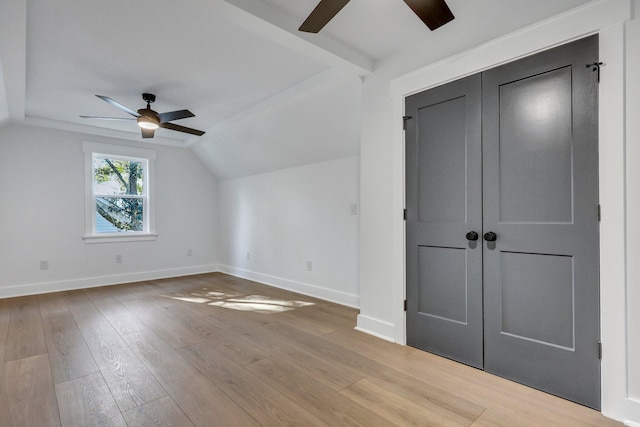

[358,0,640,423]
[218,156,360,307]
[0,124,219,297]
[625,0,640,411]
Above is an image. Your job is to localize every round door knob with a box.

[465,231,479,241]
[484,231,497,242]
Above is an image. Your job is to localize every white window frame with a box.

[83,141,157,243]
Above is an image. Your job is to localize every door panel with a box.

[417,96,467,224]
[482,35,600,409]
[406,74,483,369]
[498,67,574,223]
[499,252,574,349]
[417,246,467,324]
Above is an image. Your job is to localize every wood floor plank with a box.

[211,274,310,300]
[64,291,166,412]
[38,293,99,384]
[102,283,140,304]
[469,404,570,427]
[158,302,217,340]
[124,329,259,427]
[0,299,11,339]
[180,293,273,338]
[153,277,200,295]
[0,301,9,386]
[233,319,364,391]
[293,304,357,331]
[270,308,336,336]
[0,353,61,426]
[469,402,621,427]
[56,372,127,427]
[201,279,336,337]
[263,321,485,421]
[162,304,271,366]
[0,337,5,385]
[402,349,611,425]
[83,287,148,336]
[123,396,194,427]
[179,341,327,426]
[341,378,473,427]
[328,319,616,427]
[247,356,392,426]
[322,328,417,365]
[124,281,176,308]
[4,296,47,361]
[122,299,205,349]
[310,300,359,322]
[199,309,353,390]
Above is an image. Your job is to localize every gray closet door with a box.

[482,35,600,409]
[405,74,483,368]
[405,35,600,409]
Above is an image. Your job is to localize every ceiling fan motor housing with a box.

[142,93,156,104]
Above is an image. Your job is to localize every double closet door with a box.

[405,35,600,409]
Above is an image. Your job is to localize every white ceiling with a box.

[0,0,592,178]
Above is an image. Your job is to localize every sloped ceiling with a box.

[0,0,591,179]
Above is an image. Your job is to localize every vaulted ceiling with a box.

[0,0,591,179]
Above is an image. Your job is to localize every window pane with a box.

[94,157,144,195]
[96,197,143,232]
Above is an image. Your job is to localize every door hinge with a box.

[598,342,602,360]
[403,115,412,131]
[586,61,604,83]
[403,209,407,220]
[404,299,407,311]
[598,204,601,222]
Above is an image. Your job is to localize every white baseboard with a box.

[624,421,640,427]
[218,265,360,308]
[0,264,220,299]
[355,314,396,342]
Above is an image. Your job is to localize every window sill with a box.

[83,233,158,244]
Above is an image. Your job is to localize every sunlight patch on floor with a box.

[165,288,315,313]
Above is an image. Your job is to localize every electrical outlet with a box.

[307,261,313,271]
[187,249,193,257]
[40,260,49,270]
[115,254,123,263]
[350,202,358,215]
[246,252,251,261]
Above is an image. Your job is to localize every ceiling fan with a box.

[81,93,205,139]
[299,0,454,33]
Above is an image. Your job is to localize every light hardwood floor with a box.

[0,273,622,426]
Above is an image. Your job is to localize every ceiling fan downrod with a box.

[142,93,156,109]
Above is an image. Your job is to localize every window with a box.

[83,142,156,243]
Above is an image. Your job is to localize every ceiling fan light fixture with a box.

[137,115,160,130]
[82,94,205,138]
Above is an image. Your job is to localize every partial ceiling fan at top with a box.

[298,0,455,33]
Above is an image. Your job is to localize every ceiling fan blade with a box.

[403,0,454,31]
[141,128,155,138]
[80,115,136,121]
[160,122,205,136]
[96,95,140,117]
[157,109,195,123]
[299,0,350,33]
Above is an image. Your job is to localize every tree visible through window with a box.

[94,157,146,232]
